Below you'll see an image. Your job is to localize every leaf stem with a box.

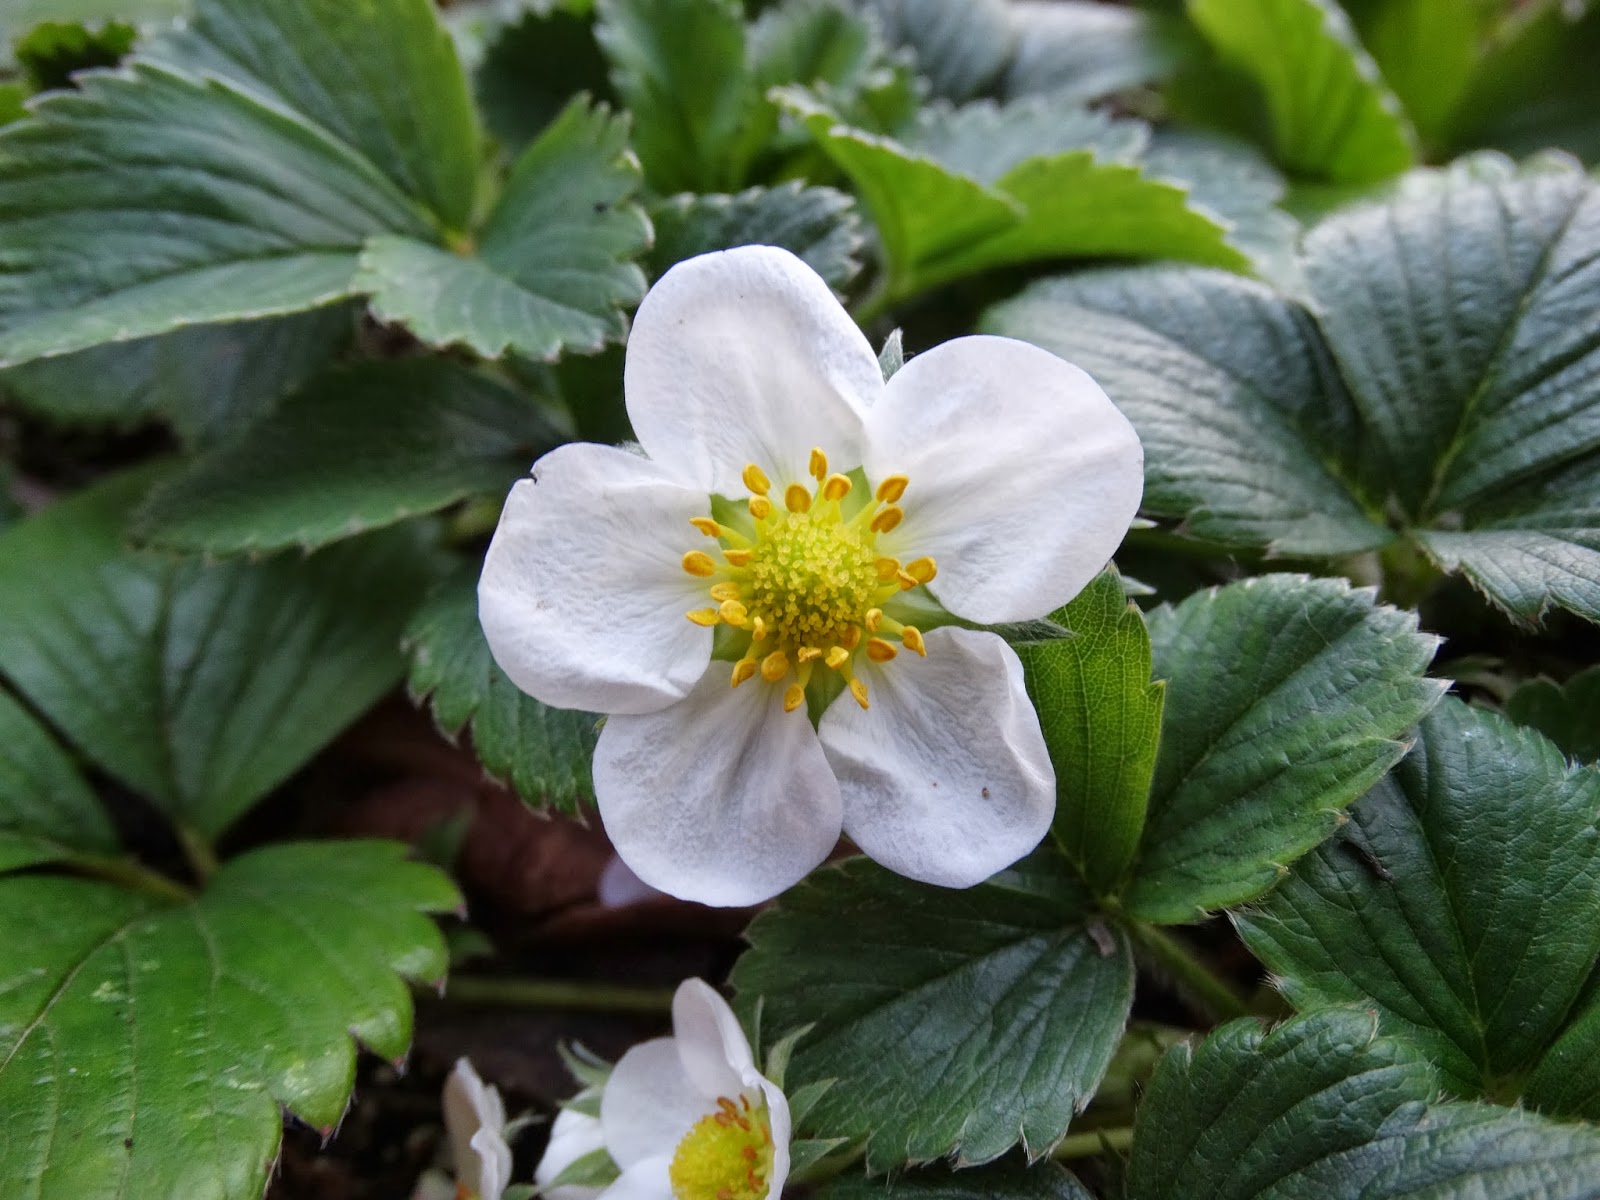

[441,975,677,1014]
[70,853,194,904]
[1124,922,1251,1023]
[1051,1126,1135,1160]
[176,823,219,884]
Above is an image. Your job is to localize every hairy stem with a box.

[1051,1126,1135,1160]
[1125,922,1251,1023]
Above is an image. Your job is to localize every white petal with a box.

[479,442,713,715]
[593,668,843,907]
[601,1038,705,1168]
[470,1127,514,1200]
[534,1109,608,1200]
[624,245,880,495]
[595,1157,673,1200]
[819,626,1055,888]
[756,1075,792,1200]
[865,335,1143,624]
[597,854,662,908]
[671,978,756,1098]
[443,1059,510,1199]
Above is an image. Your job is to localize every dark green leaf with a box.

[406,565,598,815]
[0,469,442,838]
[1018,569,1164,897]
[819,1159,1094,1200]
[731,852,1130,1172]
[0,840,458,1199]
[647,183,863,292]
[1,0,182,70]
[0,689,116,872]
[1239,699,1600,1110]
[1506,665,1600,762]
[15,19,136,90]
[133,361,554,554]
[474,3,612,152]
[1127,575,1443,924]
[356,98,648,362]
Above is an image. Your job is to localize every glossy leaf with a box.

[647,183,863,291]
[0,690,116,873]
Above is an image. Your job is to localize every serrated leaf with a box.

[1128,1008,1600,1200]
[149,0,480,232]
[731,852,1131,1173]
[132,361,555,554]
[1506,664,1600,763]
[0,689,116,872]
[647,183,863,292]
[1003,1,1193,104]
[406,565,598,814]
[0,469,442,838]
[356,98,648,362]
[1238,699,1600,1112]
[474,3,613,152]
[1017,570,1164,897]
[1127,574,1443,924]
[818,1159,1094,1200]
[1186,0,1416,184]
[0,840,458,1200]
[1347,0,1489,149]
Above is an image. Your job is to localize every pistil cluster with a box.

[682,447,934,712]
[667,1094,774,1200]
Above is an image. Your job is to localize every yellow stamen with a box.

[784,483,812,514]
[682,551,717,577]
[866,637,897,663]
[709,582,741,602]
[809,447,829,481]
[719,599,749,626]
[723,548,753,566]
[742,464,771,496]
[686,608,720,627]
[902,625,926,656]
[822,473,852,502]
[839,625,862,650]
[668,1095,774,1200]
[825,646,851,670]
[796,646,822,662]
[904,556,937,584]
[850,678,870,709]
[751,615,768,641]
[760,650,789,683]
[690,517,721,537]
[897,570,919,591]
[876,474,908,503]
[730,658,758,688]
[875,557,901,581]
[864,608,883,632]
[783,683,806,713]
[870,505,903,534]
[749,496,773,521]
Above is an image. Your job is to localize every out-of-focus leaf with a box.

[647,183,863,291]
[1506,665,1600,762]
[1003,1,1194,104]
[0,690,116,873]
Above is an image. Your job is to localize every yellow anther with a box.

[730,659,758,688]
[760,650,789,682]
[904,556,937,584]
[751,615,768,641]
[897,570,919,591]
[784,483,812,514]
[783,683,806,713]
[682,551,717,577]
[743,464,771,496]
[809,448,829,481]
[849,678,870,709]
[902,625,926,656]
[690,516,722,537]
[796,646,822,662]
[866,637,898,663]
[686,608,720,627]
[875,557,901,581]
[709,582,741,602]
[864,608,883,632]
[719,599,749,626]
[839,625,862,650]
[876,474,909,503]
[822,473,852,502]
[723,548,753,566]
[825,646,851,670]
[749,496,773,521]
[870,506,903,534]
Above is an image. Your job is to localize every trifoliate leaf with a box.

[1003,1,1193,104]
[406,565,598,815]
[0,840,458,1200]
[1506,665,1600,763]
[1186,0,1416,184]
[818,1159,1094,1200]
[647,183,863,293]
[1017,569,1164,898]
[1128,1008,1600,1200]
[133,361,556,554]
[355,99,648,362]
[1239,699,1600,1112]
[1126,575,1443,924]
[0,469,442,839]
[732,852,1130,1172]
[0,689,116,872]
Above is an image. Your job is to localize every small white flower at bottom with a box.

[442,1058,513,1200]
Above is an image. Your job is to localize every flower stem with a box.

[1124,922,1251,1023]
[175,822,218,884]
[1051,1126,1134,1161]
[441,975,677,1014]
[69,852,195,904]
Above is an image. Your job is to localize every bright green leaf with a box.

[732,852,1129,1172]
[0,469,442,838]
[1506,665,1600,763]
[133,361,555,554]
[1127,574,1443,924]
[0,840,458,1200]
[1017,569,1164,897]
[647,183,863,291]
[406,565,598,815]
[818,1160,1094,1200]
[0,689,115,872]
[1239,698,1600,1109]
[1347,0,1488,148]
[15,19,137,90]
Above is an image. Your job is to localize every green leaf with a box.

[1128,1008,1600,1200]
[647,183,863,292]
[1,0,182,66]
[355,98,649,362]
[1238,698,1600,1111]
[474,3,613,152]
[859,0,1014,102]
[1186,0,1416,184]
[0,469,441,838]
[406,565,598,815]
[1506,665,1600,763]
[1017,569,1164,897]
[15,19,137,90]
[0,689,116,872]
[150,0,480,232]
[594,0,752,193]
[731,852,1131,1172]
[1003,1,1194,104]
[0,63,424,367]
[0,840,458,1200]
[132,361,555,554]
[1126,575,1443,924]
[983,266,1387,557]
[818,1159,1094,1200]
[1347,0,1489,149]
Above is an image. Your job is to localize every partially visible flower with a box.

[442,1058,513,1200]
[534,979,790,1200]
[480,245,1143,906]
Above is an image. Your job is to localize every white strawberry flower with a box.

[480,245,1142,906]
[441,1058,513,1200]
[534,979,789,1200]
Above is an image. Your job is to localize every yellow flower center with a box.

[682,446,934,713]
[668,1094,774,1200]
